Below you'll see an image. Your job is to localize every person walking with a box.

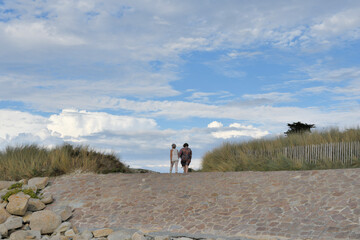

[179,143,192,174]
[170,143,179,173]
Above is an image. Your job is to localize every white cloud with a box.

[310,8,360,39]
[3,22,85,47]
[242,92,297,105]
[227,51,262,59]
[306,67,360,83]
[47,109,157,138]
[209,122,269,139]
[208,121,223,128]
[0,109,49,140]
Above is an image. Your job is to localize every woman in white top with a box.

[170,143,179,173]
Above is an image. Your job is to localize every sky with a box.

[1,0,360,172]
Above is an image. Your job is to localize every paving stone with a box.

[42,169,360,240]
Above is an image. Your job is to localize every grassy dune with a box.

[201,128,360,172]
[0,144,131,181]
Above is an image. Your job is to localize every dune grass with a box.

[201,128,360,172]
[0,144,131,181]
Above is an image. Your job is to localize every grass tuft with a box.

[201,127,360,172]
[0,143,132,181]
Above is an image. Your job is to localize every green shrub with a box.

[8,182,23,190]
[1,188,40,202]
[0,144,132,181]
[201,127,360,172]
[22,189,39,199]
[1,189,21,202]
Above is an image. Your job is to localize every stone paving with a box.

[43,169,360,239]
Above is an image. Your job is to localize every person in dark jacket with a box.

[179,143,192,174]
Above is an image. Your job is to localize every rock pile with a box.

[1,179,223,240]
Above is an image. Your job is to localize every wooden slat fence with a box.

[251,141,360,164]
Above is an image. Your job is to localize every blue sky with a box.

[1,0,360,172]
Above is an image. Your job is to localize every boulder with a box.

[108,230,133,240]
[0,207,10,224]
[65,229,76,236]
[9,229,41,240]
[92,228,113,238]
[154,236,170,240]
[28,198,46,212]
[0,224,8,237]
[6,193,30,216]
[40,193,53,204]
[49,236,62,240]
[53,222,71,235]
[59,206,73,221]
[0,181,16,191]
[0,202,6,209]
[30,210,61,234]
[132,232,146,240]
[3,216,23,230]
[80,229,93,240]
[28,177,49,190]
[22,185,38,193]
[19,179,28,185]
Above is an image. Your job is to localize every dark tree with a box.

[285,122,315,135]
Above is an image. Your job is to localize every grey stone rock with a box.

[9,229,41,240]
[65,229,76,236]
[0,182,16,191]
[173,238,193,240]
[28,177,49,190]
[132,232,146,240]
[80,229,93,240]
[4,216,23,230]
[0,224,8,237]
[30,210,61,234]
[40,193,53,205]
[28,230,41,239]
[22,185,37,193]
[53,222,71,234]
[0,202,6,209]
[49,236,62,240]
[28,199,46,212]
[9,230,29,240]
[154,236,170,240]
[92,228,113,238]
[6,193,30,216]
[0,207,10,224]
[59,206,73,221]
[19,179,28,185]
[108,230,133,240]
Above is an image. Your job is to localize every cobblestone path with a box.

[43,169,360,239]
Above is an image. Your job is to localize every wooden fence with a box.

[252,141,360,164]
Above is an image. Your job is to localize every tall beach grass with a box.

[0,144,131,181]
[201,128,360,172]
